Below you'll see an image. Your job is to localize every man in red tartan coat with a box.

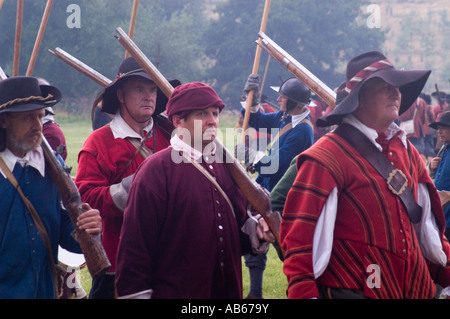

[281,51,450,299]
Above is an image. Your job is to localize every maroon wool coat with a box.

[115,147,252,299]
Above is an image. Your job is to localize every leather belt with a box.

[334,124,422,224]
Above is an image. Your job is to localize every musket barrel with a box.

[258,32,336,108]
[49,48,112,87]
[115,27,173,99]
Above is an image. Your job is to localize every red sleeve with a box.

[281,156,337,299]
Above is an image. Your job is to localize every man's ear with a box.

[0,114,8,129]
[117,88,125,104]
[172,114,183,128]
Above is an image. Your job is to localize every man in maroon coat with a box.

[115,82,274,299]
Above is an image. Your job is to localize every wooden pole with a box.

[13,0,24,76]
[26,0,54,76]
[240,0,271,143]
[0,0,5,12]
[125,0,139,58]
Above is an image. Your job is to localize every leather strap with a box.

[180,151,236,219]
[0,157,61,297]
[334,124,422,224]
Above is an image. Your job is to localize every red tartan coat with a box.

[281,130,450,299]
[75,124,170,272]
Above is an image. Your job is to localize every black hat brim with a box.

[0,83,62,114]
[317,68,431,127]
[100,72,181,115]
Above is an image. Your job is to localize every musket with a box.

[41,137,111,278]
[13,0,24,76]
[114,27,283,256]
[48,47,173,138]
[26,0,54,76]
[435,83,444,111]
[257,31,336,108]
[241,0,271,142]
[49,48,112,87]
[125,0,139,58]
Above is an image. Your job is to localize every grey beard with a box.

[7,133,42,156]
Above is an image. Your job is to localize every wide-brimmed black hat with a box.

[429,111,450,129]
[0,76,62,114]
[100,57,181,115]
[317,51,431,127]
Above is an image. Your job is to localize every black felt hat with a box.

[429,111,450,129]
[100,57,181,115]
[0,76,62,114]
[317,51,431,127]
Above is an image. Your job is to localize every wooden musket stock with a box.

[41,136,111,278]
[115,27,283,256]
[257,32,336,108]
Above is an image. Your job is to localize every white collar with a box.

[170,134,216,161]
[342,114,408,151]
[0,147,46,178]
[110,112,154,141]
[291,108,311,128]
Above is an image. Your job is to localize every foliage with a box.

[0,0,209,101]
[0,0,386,112]
[203,0,386,107]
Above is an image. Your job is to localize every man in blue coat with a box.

[429,111,450,239]
[237,75,314,191]
[236,75,314,299]
[0,76,102,299]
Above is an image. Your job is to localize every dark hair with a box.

[0,128,6,152]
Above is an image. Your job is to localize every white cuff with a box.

[240,101,260,113]
[110,182,128,212]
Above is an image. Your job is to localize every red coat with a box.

[398,98,432,138]
[281,129,450,299]
[75,124,170,272]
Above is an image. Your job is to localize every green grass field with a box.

[58,111,287,299]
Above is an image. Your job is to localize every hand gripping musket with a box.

[257,31,337,108]
[41,137,111,278]
[114,27,283,256]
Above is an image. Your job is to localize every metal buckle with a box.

[386,168,408,196]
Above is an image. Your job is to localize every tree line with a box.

[0,0,385,113]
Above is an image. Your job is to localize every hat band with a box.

[345,59,393,94]
[114,68,145,82]
[0,94,54,111]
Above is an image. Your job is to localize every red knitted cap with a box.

[166,82,225,121]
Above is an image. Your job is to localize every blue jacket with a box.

[434,144,450,228]
[242,109,314,191]
[0,162,81,299]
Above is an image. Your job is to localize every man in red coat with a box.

[281,51,450,299]
[115,82,274,299]
[75,57,180,299]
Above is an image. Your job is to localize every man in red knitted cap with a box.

[115,82,274,299]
